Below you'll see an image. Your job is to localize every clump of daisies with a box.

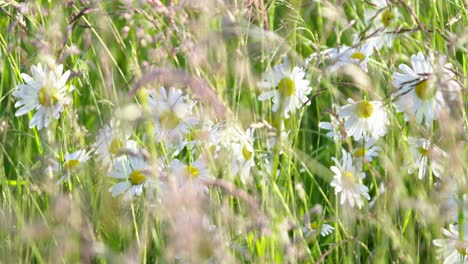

[392,52,461,126]
[13,63,75,129]
[258,58,312,118]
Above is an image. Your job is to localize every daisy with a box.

[148,87,198,145]
[326,37,374,72]
[13,63,74,130]
[433,224,468,264]
[229,127,255,183]
[108,155,150,197]
[257,58,312,118]
[303,222,335,238]
[352,139,381,162]
[169,158,210,189]
[57,149,92,184]
[93,120,137,169]
[175,119,222,157]
[406,137,446,180]
[392,52,460,126]
[338,98,389,141]
[364,0,399,49]
[330,149,370,209]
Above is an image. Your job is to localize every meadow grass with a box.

[0,0,467,263]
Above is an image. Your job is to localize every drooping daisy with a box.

[148,87,198,146]
[13,63,74,130]
[406,137,446,180]
[326,37,374,72]
[392,52,460,126]
[338,98,388,141]
[93,120,137,169]
[330,149,370,209]
[57,149,92,184]
[364,0,399,49]
[433,224,468,264]
[257,58,312,118]
[108,155,150,197]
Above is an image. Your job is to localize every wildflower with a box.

[13,63,74,130]
[93,120,137,169]
[169,158,210,190]
[330,149,370,209]
[108,155,150,197]
[258,58,312,118]
[364,0,399,48]
[392,52,460,126]
[406,137,446,179]
[326,37,374,72]
[303,222,335,238]
[433,224,468,264]
[352,139,381,163]
[57,149,92,184]
[338,98,389,141]
[148,87,198,145]
[229,127,255,183]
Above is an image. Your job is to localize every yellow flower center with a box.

[355,101,374,118]
[64,159,80,170]
[418,147,430,156]
[278,77,295,97]
[38,86,59,106]
[414,80,436,100]
[129,169,146,185]
[381,9,395,27]
[160,111,180,130]
[110,138,124,155]
[309,221,319,230]
[354,148,367,157]
[186,165,199,178]
[350,52,366,62]
[343,171,355,183]
[242,144,253,160]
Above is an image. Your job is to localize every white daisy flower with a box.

[93,120,137,169]
[304,222,335,238]
[108,155,150,197]
[433,224,468,264]
[148,87,198,146]
[352,139,381,162]
[257,58,312,118]
[406,137,446,180]
[176,119,222,157]
[57,149,92,184]
[169,158,210,188]
[326,37,374,72]
[338,98,389,141]
[392,52,460,126]
[13,63,74,130]
[364,0,399,49]
[229,127,255,183]
[330,149,370,209]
